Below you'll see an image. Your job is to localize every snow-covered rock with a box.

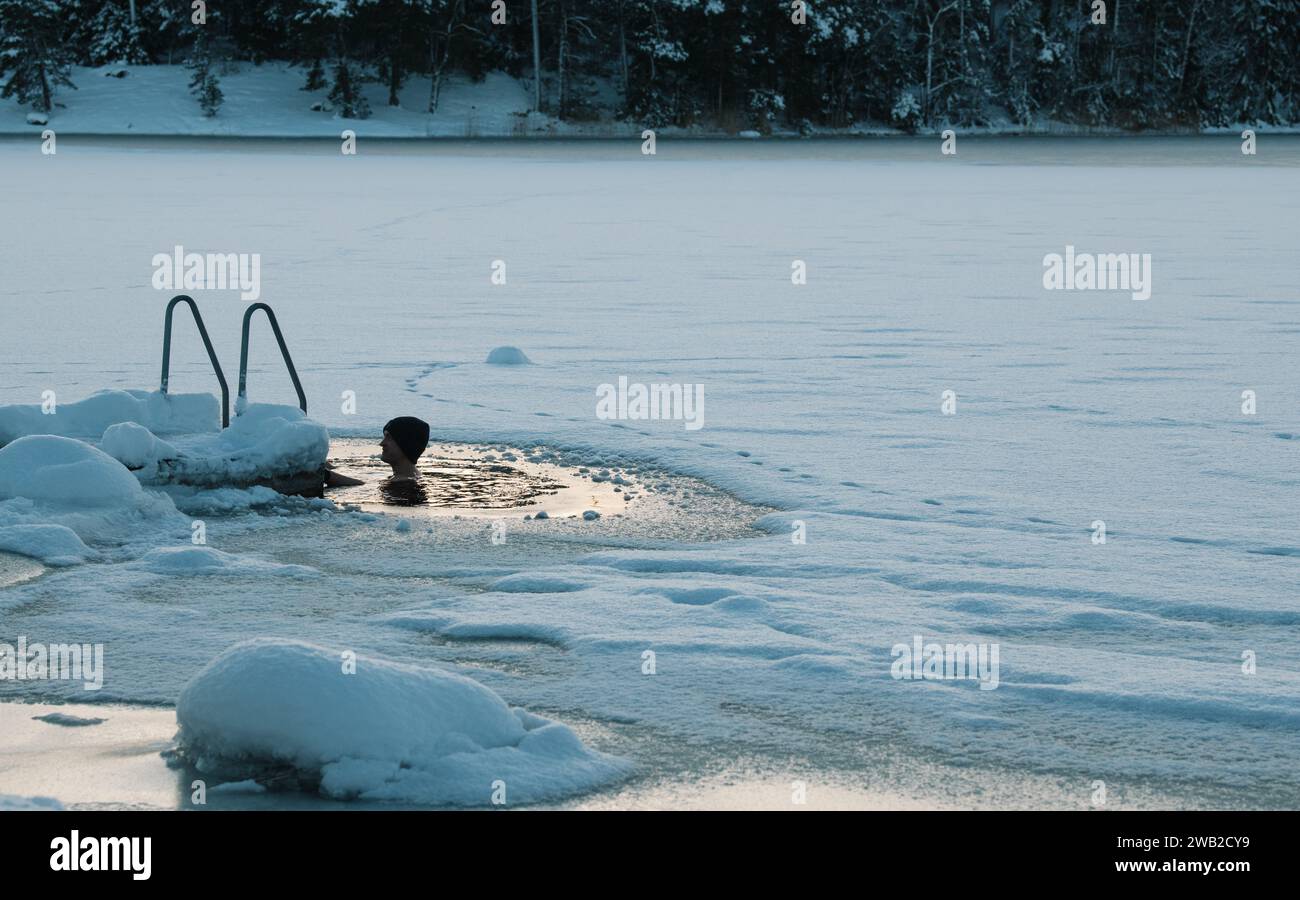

[175,639,631,806]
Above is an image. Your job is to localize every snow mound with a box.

[0,421,326,567]
[102,421,178,471]
[175,639,630,806]
[132,546,318,577]
[0,434,144,507]
[713,594,770,614]
[0,435,184,563]
[0,392,328,490]
[0,389,218,446]
[491,573,589,593]
[156,403,329,486]
[485,346,533,365]
[209,779,267,794]
[165,485,319,516]
[0,524,94,566]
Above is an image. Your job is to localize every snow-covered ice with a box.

[32,712,106,727]
[0,793,64,811]
[129,546,318,578]
[1,137,1298,808]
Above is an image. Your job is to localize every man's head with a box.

[381,416,430,472]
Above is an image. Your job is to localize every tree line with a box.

[2,0,1296,130]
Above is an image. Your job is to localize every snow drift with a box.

[148,403,329,487]
[0,392,332,566]
[0,389,219,446]
[0,435,181,564]
[101,421,179,470]
[131,546,318,577]
[0,434,142,506]
[174,639,631,807]
[0,390,329,489]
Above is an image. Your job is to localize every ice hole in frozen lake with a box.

[321,438,772,540]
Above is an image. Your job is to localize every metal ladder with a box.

[160,295,231,428]
[238,302,307,416]
[159,296,306,428]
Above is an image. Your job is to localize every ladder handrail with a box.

[238,303,307,415]
[160,295,230,428]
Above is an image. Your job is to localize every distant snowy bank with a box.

[4,64,1294,139]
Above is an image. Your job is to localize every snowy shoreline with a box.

[6,129,1300,142]
[2,700,1250,811]
[5,64,1296,141]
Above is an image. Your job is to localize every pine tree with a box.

[188,29,224,117]
[996,0,1044,126]
[0,0,77,114]
[0,0,1292,132]
[197,71,224,116]
[74,1,150,67]
[947,0,995,127]
[288,0,345,94]
[1209,0,1300,125]
[303,57,326,91]
[328,59,371,118]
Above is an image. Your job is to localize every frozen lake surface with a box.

[1,137,1298,808]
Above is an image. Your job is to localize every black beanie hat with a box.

[384,416,429,464]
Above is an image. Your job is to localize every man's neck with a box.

[390,461,418,479]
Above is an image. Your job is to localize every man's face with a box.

[380,430,406,466]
